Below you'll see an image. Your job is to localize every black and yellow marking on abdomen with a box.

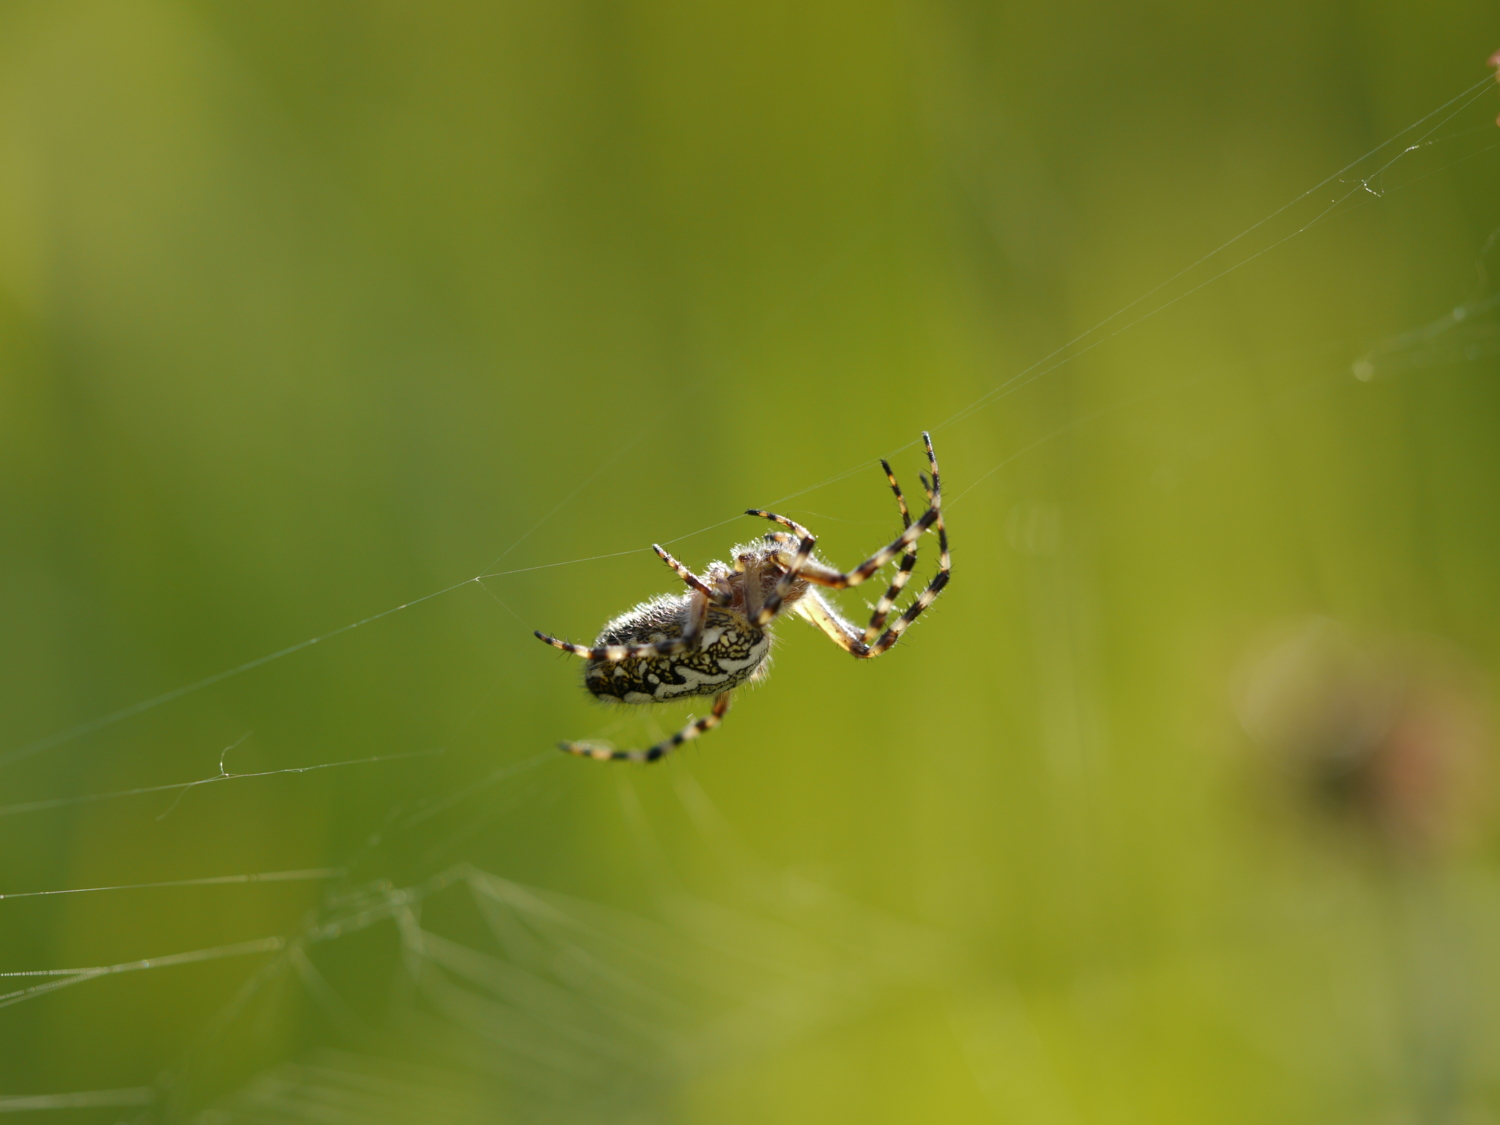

[584,608,768,703]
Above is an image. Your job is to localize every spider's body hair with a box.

[583,541,810,704]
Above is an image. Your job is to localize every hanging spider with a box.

[533,433,951,762]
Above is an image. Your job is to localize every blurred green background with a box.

[2,0,1499,1121]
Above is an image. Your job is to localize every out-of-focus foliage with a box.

[1,1,1498,1121]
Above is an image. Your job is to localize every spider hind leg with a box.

[560,691,733,762]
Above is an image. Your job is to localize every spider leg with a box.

[785,433,943,591]
[792,432,951,658]
[861,466,949,657]
[792,590,868,654]
[653,544,731,605]
[741,510,817,626]
[534,631,680,661]
[560,691,732,762]
[863,458,920,643]
[533,591,709,662]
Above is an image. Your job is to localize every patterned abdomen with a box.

[584,600,770,704]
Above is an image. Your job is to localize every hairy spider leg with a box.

[796,529,948,657]
[740,511,818,626]
[762,519,924,618]
[773,431,942,593]
[651,544,730,605]
[757,458,923,641]
[748,498,934,593]
[862,466,950,654]
[560,691,732,762]
[787,432,950,657]
[534,541,735,662]
[864,457,920,642]
[533,589,711,663]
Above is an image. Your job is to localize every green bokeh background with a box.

[3,1,1499,1121]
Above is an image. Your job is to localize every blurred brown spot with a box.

[1492,48,1500,126]
[1232,618,1489,858]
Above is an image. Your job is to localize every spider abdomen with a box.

[584,602,770,704]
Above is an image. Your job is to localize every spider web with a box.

[2,33,1499,1123]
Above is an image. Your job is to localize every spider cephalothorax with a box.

[535,433,951,761]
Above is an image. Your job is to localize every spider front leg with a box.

[740,510,817,626]
[560,691,733,762]
[864,457,920,642]
[859,466,949,656]
[746,437,941,607]
[653,544,731,605]
[791,431,950,658]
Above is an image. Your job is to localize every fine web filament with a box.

[0,75,1496,1116]
[2,71,1493,772]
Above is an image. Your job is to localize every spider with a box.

[534,432,950,761]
